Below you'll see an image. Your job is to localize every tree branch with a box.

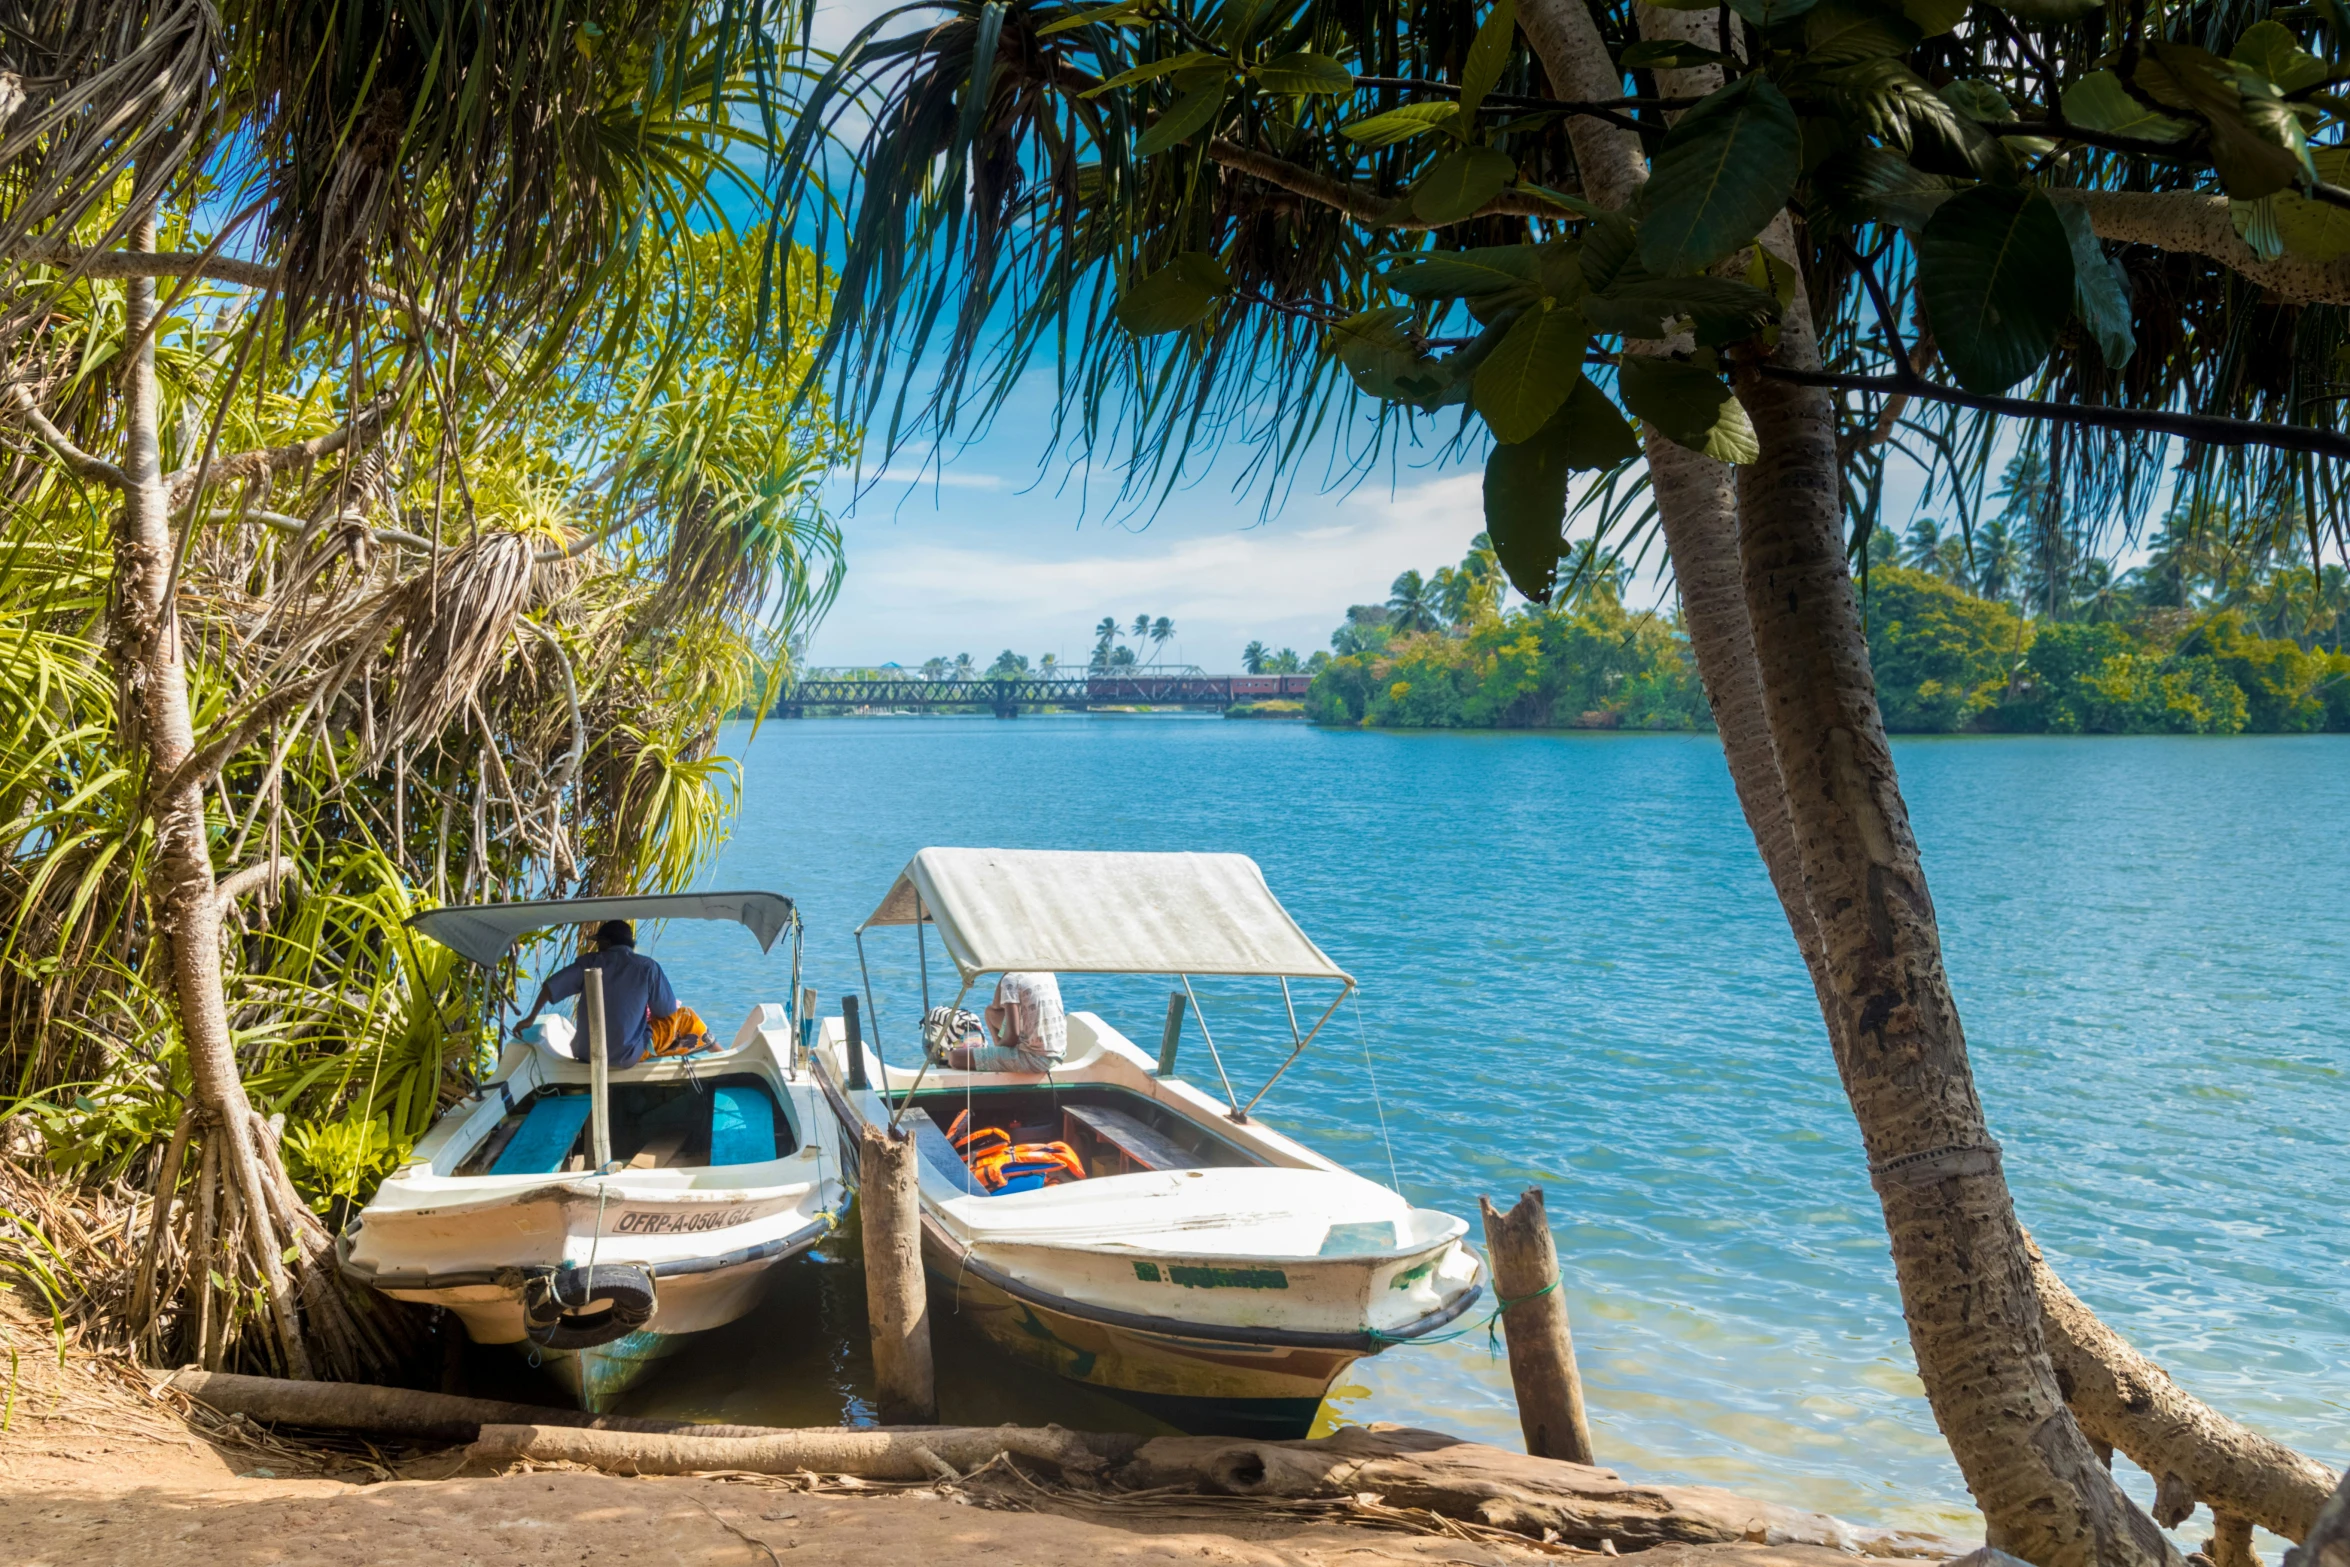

[2057,188,2350,306]
[1757,364,2350,459]
[205,507,435,553]
[1209,139,1581,228]
[4,382,129,487]
[12,244,450,330]
[166,393,397,503]
[215,857,302,912]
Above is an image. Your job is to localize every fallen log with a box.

[469,1421,1139,1479]
[168,1369,821,1444]
[1117,1426,1953,1557]
[2028,1238,2340,1541]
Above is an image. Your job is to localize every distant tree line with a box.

[1308,535,1709,730]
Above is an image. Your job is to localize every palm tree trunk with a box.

[115,207,312,1378]
[1727,275,2164,1567]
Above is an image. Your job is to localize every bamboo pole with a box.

[859,1123,935,1423]
[1480,1188,1595,1465]
[583,966,611,1169]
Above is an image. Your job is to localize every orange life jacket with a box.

[944,1110,1083,1191]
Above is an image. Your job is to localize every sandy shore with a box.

[0,1307,1914,1567]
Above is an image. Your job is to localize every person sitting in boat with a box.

[517,920,708,1066]
[942,970,1066,1072]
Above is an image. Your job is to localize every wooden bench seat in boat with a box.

[1062,1103,1201,1175]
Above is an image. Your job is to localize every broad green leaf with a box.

[1219,0,1277,47]
[1534,239,1585,301]
[2136,42,2311,197]
[1460,0,1521,121]
[1410,144,1519,226]
[2231,19,2331,94]
[1725,0,1821,24]
[1810,145,1958,230]
[1341,101,1462,147]
[1483,381,1643,602]
[1620,39,1737,69]
[1804,0,1922,64]
[1917,184,2074,393]
[1040,0,1153,35]
[1382,245,1541,298]
[1637,75,1802,276]
[1940,80,2014,122]
[1515,181,1604,219]
[2254,147,2350,260]
[1115,253,1229,334]
[2060,70,2195,143]
[1135,77,1230,157]
[1583,276,1780,344]
[1986,0,2101,20]
[2053,201,2134,371]
[1473,300,1589,443]
[1329,305,1449,400]
[1580,211,1641,292]
[1617,354,1758,463]
[1081,51,1221,99]
[1901,0,1968,37]
[1252,52,1355,95]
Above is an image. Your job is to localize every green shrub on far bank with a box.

[1308,576,1708,731]
[1862,568,2347,735]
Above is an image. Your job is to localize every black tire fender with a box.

[522,1264,657,1350]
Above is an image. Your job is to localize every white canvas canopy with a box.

[860,848,1350,986]
[411,891,795,967]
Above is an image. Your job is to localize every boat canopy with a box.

[410,891,796,967]
[859,848,1351,986]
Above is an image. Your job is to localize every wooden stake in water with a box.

[1481,1187,1595,1465]
[860,1124,935,1423]
[583,966,612,1170]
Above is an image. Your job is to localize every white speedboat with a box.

[339,892,850,1409]
[814,848,1483,1438]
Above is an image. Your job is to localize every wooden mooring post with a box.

[1480,1187,1595,1465]
[860,1123,935,1423]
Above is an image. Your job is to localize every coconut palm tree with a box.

[923,657,949,680]
[953,652,975,678]
[1269,648,1302,674]
[1242,640,1269,673]
[1387,570,1441,634]
[1149,616,1175,662]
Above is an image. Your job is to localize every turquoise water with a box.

[625,718,2348,1539]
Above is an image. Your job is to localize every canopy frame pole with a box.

[1280,977,1302,1047]
[855,930,888,1087]
[916,893,931,1016]
[1240,982,1353,1119]
[1178,973,1242,1120]
[889,976,972,1133]
[787,913,804,1081]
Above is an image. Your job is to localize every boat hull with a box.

[928,1239,1356,1437]
[815,1011,1483,1438]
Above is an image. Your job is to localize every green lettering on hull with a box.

[1168,1265,1288,1290]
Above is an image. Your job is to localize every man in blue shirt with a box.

[518,920,679,1068]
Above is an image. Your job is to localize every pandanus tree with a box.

[0,1,842,1377]
[770,0,2342,1556]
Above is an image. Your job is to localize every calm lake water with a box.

[602,718,2347,1540]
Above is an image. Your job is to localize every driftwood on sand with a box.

[175,1371,1953,1556]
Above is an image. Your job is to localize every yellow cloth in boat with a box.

[646,1005,713,1057]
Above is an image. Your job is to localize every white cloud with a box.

[869,468,1011,490]
[806,473,1492,669]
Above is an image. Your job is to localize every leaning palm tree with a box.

[1242,639,1269,673]
[1149,616,1175,661]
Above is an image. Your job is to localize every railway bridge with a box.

[773,668,1312,716]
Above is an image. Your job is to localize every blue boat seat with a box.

[490,1094,593,1176]
[709,1085,778,1166]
